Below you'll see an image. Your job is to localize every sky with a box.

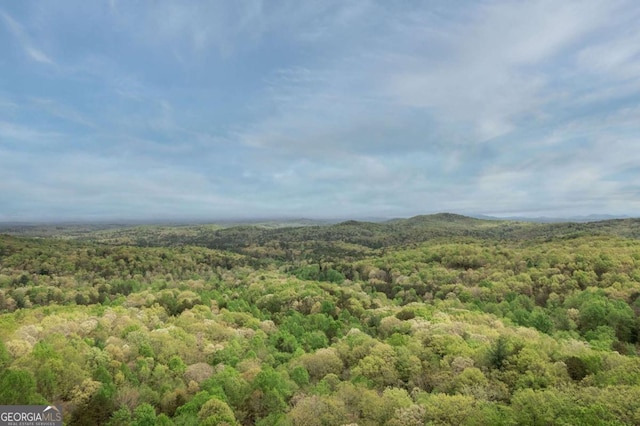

[1,0,640,221]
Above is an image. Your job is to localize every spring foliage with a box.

[1,216,640,424]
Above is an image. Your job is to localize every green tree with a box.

[0,369,44,404]
[488,336,510,370]
[132,403,157,426]
[198,398,237,425]
[0,340,10,370]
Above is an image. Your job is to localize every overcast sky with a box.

[1,1,640,221]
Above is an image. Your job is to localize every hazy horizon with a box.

[0,211,632,226]
[2,1,640,221]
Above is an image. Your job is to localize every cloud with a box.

[27,98,96,128]
[25,46,53,64]
[0,10,54,65]
[227,1,640,211]
[0,121,63,145]
[1,1,640,220]
[236,1,608,156]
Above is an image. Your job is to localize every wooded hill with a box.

[1,214,640,424]
[5,213,640,252]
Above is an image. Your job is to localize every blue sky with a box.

[1,1,640,221]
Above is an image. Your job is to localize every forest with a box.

[2,214,640,425]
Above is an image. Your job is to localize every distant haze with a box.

[1,1,640,221]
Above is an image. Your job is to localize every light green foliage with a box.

[198,398,237,425]
[420,393,480,425]
[168,355,187,375]
[299,348,343,381]
[2,220,640,424]
[208,367,250,408]
[107,407,132,426]
[132,403,157,426]
[287,394,348,426]
[511,388,583,425]
[289,365,310,386]
[352,343,400,387]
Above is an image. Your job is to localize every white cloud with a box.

[384,1,619,140]
[28,98,95,128]
[0,10,54,65]
[236,0,623,157]
[0,121,62,144]
[2,1,640,219]
[25,46,53,64]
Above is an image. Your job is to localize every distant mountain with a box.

[471,214,631,223]
[386,212,489,225]
[4,214,640,261]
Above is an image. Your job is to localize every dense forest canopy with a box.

[2,214,640,425]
